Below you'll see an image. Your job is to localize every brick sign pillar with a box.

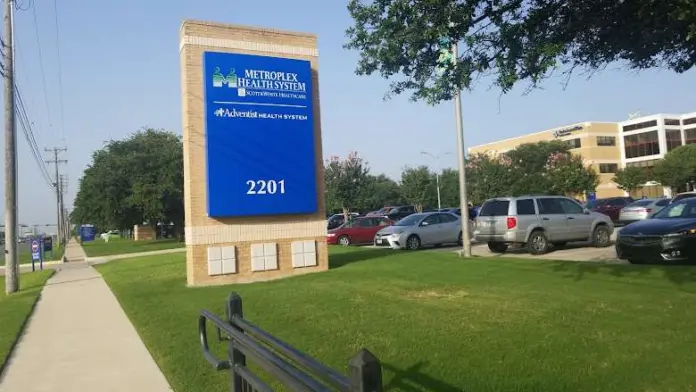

[179,21,328,286]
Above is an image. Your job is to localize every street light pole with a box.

[420,151,450,210]
[452,42,472,257]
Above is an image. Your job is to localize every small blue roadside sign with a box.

[31,238,43,271]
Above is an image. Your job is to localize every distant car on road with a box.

[327,216,393,246]
[616,197,696,264]
[618,198,670,224]
[373,212,470,250]
[474,195,614,255]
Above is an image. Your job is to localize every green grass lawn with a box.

[0,246,64,266]
[81,238,184,257]
[96,247,696,392]
[0,271,54,371]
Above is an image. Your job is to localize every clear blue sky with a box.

[2,0,696,228]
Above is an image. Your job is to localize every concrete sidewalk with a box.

[0,240,172,391]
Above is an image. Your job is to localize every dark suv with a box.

[385,205,417,221]
[586,197,634,222]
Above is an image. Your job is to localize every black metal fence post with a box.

[348,349,383,392]
[227,292,246,392]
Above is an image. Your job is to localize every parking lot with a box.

[403,227,624,263]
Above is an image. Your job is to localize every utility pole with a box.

[452,42,472,257]
[4,0,18,294]
[45,147,67,245]
[59,174,68,242]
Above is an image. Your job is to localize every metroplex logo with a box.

[212,67,237,88]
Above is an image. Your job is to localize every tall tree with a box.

[438,168,460,207]
[465,153,514,204]
[544,152,599,196]
[345,0,695,104]
[400,166,436,212]
[324,152,372,219]
[613,167,649,195]
[362,174,403,212]
[505,141,570,195]
[72,128,184,236]
[653,144,696,190]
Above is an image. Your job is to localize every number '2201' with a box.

[246,180,286,195]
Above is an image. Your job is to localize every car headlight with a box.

[664,228,696,237]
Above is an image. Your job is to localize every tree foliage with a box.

[323,152,372,218]
[465,141,598,203]
[612,166,648,193]
[438,168,461,207]
[544,152,599,196]
[653,144,696,189]
[465,153,514,205]
[400,166,436,212]
[71,129,184,235]
[345,0,696,104]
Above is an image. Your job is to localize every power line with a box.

[51,0,65,140]
[15,84,54,188]
[30,1,52,130]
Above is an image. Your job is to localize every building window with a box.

[666,129,683,151]
[684,117,696,126]
[686,128,696,144]
[599,163,619,173]
[566,138,581,149]
[596,136,616,146]
[622,120,657,133]
[665,119,681,126]
[623,130,660,159]
[626,159,660,168]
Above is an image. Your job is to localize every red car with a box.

[587,196,634,222]
[327,216,394,246]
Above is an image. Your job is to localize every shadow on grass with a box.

[382,362,462,392]
[549,260,696,286]
[329,248,393,269]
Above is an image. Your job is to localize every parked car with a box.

[373,212,471,250]
[326,213,359,230]
[616,197,696,264]
[438,207,461,215]
[384,205,417,221]
[327,216,394,246]
[670,192,696,204]
[586,197,634,222]
[618,198,670,224]
[366,206,395,217]
[474,195,614,255]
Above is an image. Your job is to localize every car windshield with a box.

[375,207,391,215]
[652,199,696,219]
[626,200,653,207]
[394,214,425,226]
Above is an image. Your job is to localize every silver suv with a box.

[474,195,614,255]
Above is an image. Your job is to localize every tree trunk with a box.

[415,204,423,213]
[342,207,351,224]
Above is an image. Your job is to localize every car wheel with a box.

[338,235,351,246]
[487,242,508,253]
[591,225,611,248]
[406,235,421,250]
[527,230,550,255]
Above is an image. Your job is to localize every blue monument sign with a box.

[80,224,96,242]
[203,51,317,217]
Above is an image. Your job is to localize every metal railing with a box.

[199,292,383,392]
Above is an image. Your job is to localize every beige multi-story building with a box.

[468,112,696,200]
